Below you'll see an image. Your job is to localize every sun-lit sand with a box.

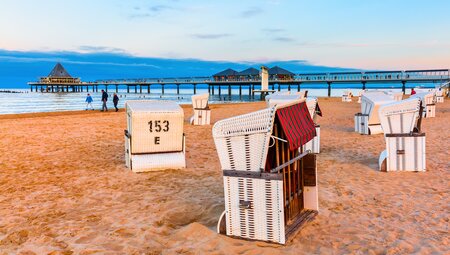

[0,98,448,254]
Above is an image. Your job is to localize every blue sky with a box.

[1,0,449,70]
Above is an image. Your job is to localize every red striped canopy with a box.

[276,102,317,151]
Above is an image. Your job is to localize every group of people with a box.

[85,90,120,112]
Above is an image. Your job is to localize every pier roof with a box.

[213,68,238,77]
[238,67,260,76]
[269,66,294,75]
[48,63,72,78]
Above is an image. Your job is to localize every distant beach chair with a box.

[434,89,444,103]
[342,90,353,102]
[378,97,425,172]
[189,93,211,125]
[124,100,185,172]
[411,92,436,118]
[354,92,395,135]
[357,90,366,103]
[213,100,318,244]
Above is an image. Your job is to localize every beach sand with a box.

[0,98,448,254]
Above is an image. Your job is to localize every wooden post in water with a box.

[218,85,221,96]
[211,85,215,95]
[272,84,275,90]
[228,85,231,98]
[401,81,406,94]
[127,86,130,93]
[162,84,165,94]
[288,84,291,91]
[278,84,281,91]
[147,85,150,93]
[297,83,300,92]
[193,84,197,94]
[134,85,137,93]
[239,85,242,97]
[140,85,142,94]
[362,81,366,90]
[176,84,180,94]
[327,82,332,97]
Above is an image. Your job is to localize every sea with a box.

[0,83,437,115]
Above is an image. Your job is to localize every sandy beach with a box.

[0,98,448,254]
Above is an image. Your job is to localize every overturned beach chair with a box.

[411,92,435,118]
[189,93,211,125]
[354,92,395,135]
[378,98,425,172]
[213,100,318,244]
[342,90,352,102]
[124,101,185,172]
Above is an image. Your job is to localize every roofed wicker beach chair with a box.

[189,93,211,125]
[354,92,396,135]
[378,97,425,172]
[213,99,319,244]
[342,90,353,102]
[411,92,436,118]
[124,100,186,172]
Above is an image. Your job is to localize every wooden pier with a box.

[28,65,450,97]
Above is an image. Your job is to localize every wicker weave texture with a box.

[126,101,184,153]
[383,136,426,171]
[213,107,276,172]
[379,98,420,134]
[191,93,209,109]
[223,176,285,244]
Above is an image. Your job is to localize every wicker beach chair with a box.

[124,100,186,172]
[342,90,353,102]
[213,100,319,244]
[190,93,211,125]
[411,92,436,118]
[378,98,425,172]
[355,92,395,135]
[435,89,445,103]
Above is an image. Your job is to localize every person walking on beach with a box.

[101,90,108,112]
[85,93,94,110]
[411,88,416,95]
[113,93,119,112]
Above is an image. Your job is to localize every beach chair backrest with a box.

[392,92,403,101]
[411,92,434,105]
[266,94,303,107]
[379,98,421,134]
[191,93,209,109]
[306,97,318,120]
[213,106,277,172]
[361,93,395,125]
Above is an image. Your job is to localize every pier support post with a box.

[362,81,366,90]
[134,86,137,93]
[218,85,221,96]
[162,85,165,94]
[248,85,251,96]
[297,83,301,92]
[105,85,108,93]
[212,85,215,95]
[193,84,197,94]
[288,84,291,91]
[401,81,406,94]
[271,84,275,90]
[116,85,118,93]
[147,85,150,94]
[252,84,255,99]
[278,84,281,91]
[140,85,142,94]
[96,85,98,92]
[81,86,83,92]
[239,85,242,97]
[51,86,54,93]
[208,85,210,94]
[176,84,180,94]
[228,85,231,98]
[127,86,130,93]
[327,82,332,97]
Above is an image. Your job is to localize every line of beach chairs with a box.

[121,88,438,244]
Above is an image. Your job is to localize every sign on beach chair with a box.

[124,100,185,172]
[190,93,211,125]
[213,100,319,244]
[378,98,425,172]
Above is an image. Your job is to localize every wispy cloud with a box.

[129,4,177,18]
[190,33,233,39]
[77,46,127,54]
[262,28,285,33]
[273,37,296,42]
[240,6,263,18]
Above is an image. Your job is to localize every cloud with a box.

[190,33,233,39]
[129,4,177,18]
[273,37,296,42]
[77,46,128,54]
[240,6,263,18]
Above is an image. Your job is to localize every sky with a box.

[0,0,449,76]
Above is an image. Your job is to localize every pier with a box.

[28,64,450,97]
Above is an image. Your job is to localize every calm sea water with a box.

[0,83,435,114]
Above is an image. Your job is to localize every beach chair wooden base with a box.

[378,133,426,172]
[425,104,435,118]
[125,133,186,172]
[190,109,211,125]
[436,96,444,103]
[303,125,320,154]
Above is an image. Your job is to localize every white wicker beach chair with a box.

[189,93,211,125]
[355,92,395,135]
[213,100,319,244]
[435,89,444,103]
[124,100,186,172]
[411,92,435,118]
[342,90,352,102]
[378,98,425,172]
